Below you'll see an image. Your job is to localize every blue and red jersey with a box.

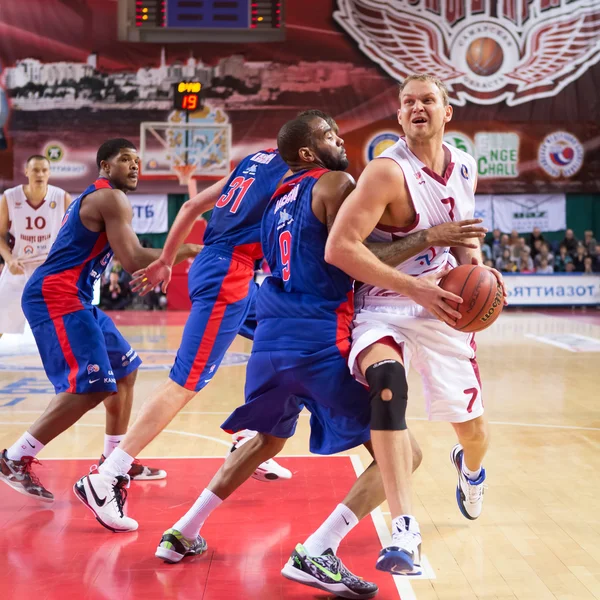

[253,168,354,354]
[22,179,114,327]
[203,149,288,260]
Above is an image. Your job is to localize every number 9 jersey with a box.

[254,168,355,356]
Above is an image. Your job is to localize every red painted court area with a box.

[0,457,400,600]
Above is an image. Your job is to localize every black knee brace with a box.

[365,360,408,431]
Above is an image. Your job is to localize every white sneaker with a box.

[73,467,138,532]
[376,516,422,575]
[230,429,292,482]
[450,444,486,520]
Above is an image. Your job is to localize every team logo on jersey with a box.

[87,364,100,375]
[243,164,258,176]
[100,252,112,267]
[538,131,584,178]
[334,0,600,106]
[414,171,425,185]
[364,132,400,163]
[416,246,437,266]
[24,245,34,255]
[250,152,277,165]
[277,208,293,229]
[461,164,469,180]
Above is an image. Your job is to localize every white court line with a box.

[350,455,418,600]
[3,411,600,432]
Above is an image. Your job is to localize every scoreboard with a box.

[118,0,285,42]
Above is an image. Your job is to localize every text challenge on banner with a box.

[130,195,168,234]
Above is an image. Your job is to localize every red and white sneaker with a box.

[98,454,167,481]
[0,450,54,502]
[229,430,292,482]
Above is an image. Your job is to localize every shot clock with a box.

[173,81,204,111]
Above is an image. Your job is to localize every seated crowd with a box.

[483,228,600,274]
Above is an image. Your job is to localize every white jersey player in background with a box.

[0,155,71,337]
[325,74,506,575]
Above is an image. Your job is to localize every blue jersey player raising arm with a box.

[151,111,485,597]
[74,146,293,532]
[0,139,198,514]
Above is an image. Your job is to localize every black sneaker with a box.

[155,528,208,563]
[281,543,378,599]
[0,450,54,502]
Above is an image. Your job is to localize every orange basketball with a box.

[439,264,504,333]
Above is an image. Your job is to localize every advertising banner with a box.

[503,274,600,305]
[491,194,566,233]
[130,195,168,234]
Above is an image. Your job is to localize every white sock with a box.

[303,504,359,556]
[173,489,223,540]
[98,447,134,478]
[103,434,125,458]
[462,463,482,481]
[6,432,45,461]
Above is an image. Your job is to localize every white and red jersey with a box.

[357,137,477,301]
[4,184,66,264]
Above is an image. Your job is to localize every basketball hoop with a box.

[173,163,197,186]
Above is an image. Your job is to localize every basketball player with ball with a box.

[325,74,506,575]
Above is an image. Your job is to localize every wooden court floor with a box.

[1,308,599,600]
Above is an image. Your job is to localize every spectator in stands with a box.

[480,237,492,261]
[565,262,576,273]
[495,248,512,271]
[583,256,594,274]
[594,245,600,272]
[509,229,520,246]
[530,238,544,262]
[561,229,578,256]
[502,259,518,273]
[511,237,529,261]
[100,271,131,311]
[528,226,545,250]
[554,245,573,272]
[484,259,494,269]
[536,257,554,274]
[494,233,511,261]
[534,242,554,269]
[572,244,588,272]
[584,230,597,256]
[490,228,502,256]
[517,249,534,273]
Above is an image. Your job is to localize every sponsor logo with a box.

[461,164,469,180]
[444,132,475,157]
[49,200,57,209]
[209,364,216,373]
[481,285,503,322]
[24,245,34,255]
[250,152,276,165]
[100,252,112,266]
[42,141,87,178]
[85,475,107,507]
[334,0,600,106]
[274,184,299,213]
[538,131,584,178]
[277,208,293,229]
[103,377,116,384]
[364,131,400,163]
[414,171,425,185]
[87,364,100,374]
[243,164,258,176]
[89,378,100,384]
[45,144,63,162]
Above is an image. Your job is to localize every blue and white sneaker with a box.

[376,516,422,576]
[451,444,486,520]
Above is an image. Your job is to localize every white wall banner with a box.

[473,195,493,232]
[504,274,600,306]
[130,194,168,234]
[492,194,566,233]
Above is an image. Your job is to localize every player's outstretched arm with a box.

[129,176,227,295]
[366,219,487,267]
[158,175,227,267]
[98,188,199,275]
[0,195,24,274]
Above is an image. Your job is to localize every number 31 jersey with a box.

[254,168,354,355]
[202,149,289,260]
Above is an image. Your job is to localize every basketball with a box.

[439,264,504,332]
[466,37,504,76]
